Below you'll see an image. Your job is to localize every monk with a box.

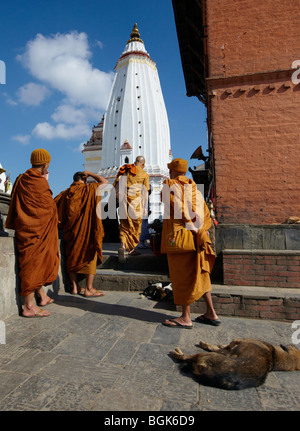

[160,158,220,328]
[112,156,150,263]
[5,149,59,317]
[55,170,108,296]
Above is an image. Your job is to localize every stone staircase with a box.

[93,244,170,292]
[74,242,300,322]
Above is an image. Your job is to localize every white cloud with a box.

[17,82,50,106]
[2,92,18,106]
[95,40,104,49]
[32,121,91,140]
[12,134,31,145]
[31,103,100,140]
[73,142,85,152]
[14,31,114,145]
[17,31,114,110]
[51,103,98,125]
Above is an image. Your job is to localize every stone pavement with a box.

[0,289,299,413]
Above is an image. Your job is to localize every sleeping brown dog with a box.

[170,338,300,390]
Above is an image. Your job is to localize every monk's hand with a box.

[82,170,90,178]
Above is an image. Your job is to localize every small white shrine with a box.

[82,116,104,174]
[0,164,12,195]
[82,23,172,221]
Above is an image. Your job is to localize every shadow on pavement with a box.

[53,293,177,324]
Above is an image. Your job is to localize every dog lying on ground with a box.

[141,282,173,301]
[170,338,300,390]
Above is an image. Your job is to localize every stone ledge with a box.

[94,270,300,321]
[209,284,300,299]
[188,284,300,322]
[83,269,170,293]
[223,249,300,255]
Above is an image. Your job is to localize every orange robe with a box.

[55,181,104,274]
[114,165,150,251]
[160,176,215,306]
[5,169,59,296]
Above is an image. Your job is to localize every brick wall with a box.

[189,291,300,321]
[206,0,298,77]
[210,78,300,224]
[223,251,300,288]
[205,0,300,224]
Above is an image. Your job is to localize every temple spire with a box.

[127,23,143,44]
[100,23,171,222]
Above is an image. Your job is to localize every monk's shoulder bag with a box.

[166,228,196,253]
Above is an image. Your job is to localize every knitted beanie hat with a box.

[167,158,188,173]
[30,149,51,165]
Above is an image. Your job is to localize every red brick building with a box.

[172,0,300,288]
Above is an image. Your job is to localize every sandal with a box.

[162,318,193,329]
[195,315,221,326]
[83,291,105,297]
[22,308,50,318]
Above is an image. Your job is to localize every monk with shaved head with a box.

[55,170,108,297]
[113,156,150,263]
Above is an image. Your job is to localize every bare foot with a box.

[38,296,54,306]
[128,250,141,256]
[118,247,127,263]
[199,311,219,321]
[71,288,85,295]
[22,305,50,318]
[163,316,193,328]
[195,315,221,326]
[71,280,82,295]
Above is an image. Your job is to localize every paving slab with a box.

[0,289,299,417]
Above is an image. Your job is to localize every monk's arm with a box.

[84,170,109,186]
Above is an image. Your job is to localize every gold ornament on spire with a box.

[127,23,144,44]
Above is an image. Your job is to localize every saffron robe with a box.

[160,176,215,306]
[113,165,150,251]
[55,182,104,274]
[5,169,59,296]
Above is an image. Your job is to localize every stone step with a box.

[93,268,170,292]
[74,243,300,322]
[99,252,169,274]
[91,267,300,322]
[188,284,300,322]
[75,243,170,293]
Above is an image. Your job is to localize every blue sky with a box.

[0,0,208,197]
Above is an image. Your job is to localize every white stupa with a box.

[0,164,11,195]
[82,23,172,221]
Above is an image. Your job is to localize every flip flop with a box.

[162,318,193,329]
[195,315,221,326]
[22,308,50,318]
[128,250,141,256]
[84,291,105,297]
